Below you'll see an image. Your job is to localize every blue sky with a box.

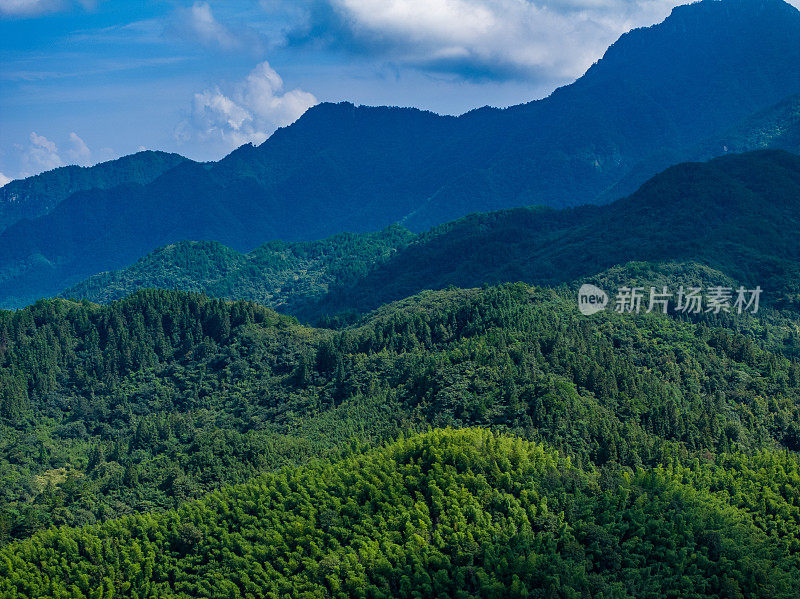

[3,0,797,184]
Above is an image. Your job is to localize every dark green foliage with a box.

[58,151,800,322]
[1,429,798,598]
[308,150,800,316]
[0,290,324,542]
[60,226,414,309]
[0,151,188,233]
[2,284,800,549]
[0,5,798,593]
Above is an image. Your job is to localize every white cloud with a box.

[0,172,11,187]
[13,131,94,177]
[176,61,317,151]
[0,0,99,17]
[172,1,267,55]
[0,0,62,16]
[21,132,63,175]
[66,132,92,165]
[304,0,683,80]
[180,2,240,51]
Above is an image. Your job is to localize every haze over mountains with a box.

[1,0,800,308]
[695,94,800,161]
[62,150,800,319]
[0,151,188,233]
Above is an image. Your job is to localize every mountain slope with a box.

[3,284,800,542]
[3,428,798,598]
[60,226,413,309]
[2,0,800,308]
[697,92,800,157]
[600,91,800,200]
[70,150,800,318]
[310,150,800,316]
[401,0,800,229]
[0,150,189,233]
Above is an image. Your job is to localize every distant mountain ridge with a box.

[0,151,189,232]
[697,93,800,158]
[63,150,800,320]
[2,0,800,307]
[312,150,800,316]
[599,92,800,201]
[61,227,413,311]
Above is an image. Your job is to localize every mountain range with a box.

[4,2,800,593]
[0,151,188,233]
[1,0,800,308]
[63,150,800,321]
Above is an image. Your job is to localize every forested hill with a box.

[599,91,800,202]
[696,93,800,159]
[312,150,800,316]
[62,150,800,319]
[4,2,800,595]
[4,428,800,598]
[2,284,800,546]
[3,0,800,308]
[60,227,414,310]
[0,150,188,233]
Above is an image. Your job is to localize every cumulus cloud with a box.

[0,172,11,187]
[66,132,92,165]
[15,131,93,177]
[21,132,63,175]
[176,61,317,151]
[291,0,682,80]
[0,0,99,17]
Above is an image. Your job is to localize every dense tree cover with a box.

[0,151,188,233]
[0,6,797,592]
[310,150,800,317]
[0,290,326,542]
[59,151,800,323]
[696,93,800,159]
[1,428,798,598]
[3,0,800,308]
[61,227,413,309]
[2,284,800,549]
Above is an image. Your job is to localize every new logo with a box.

[578,284,608,315]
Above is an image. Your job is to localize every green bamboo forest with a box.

[1,283,800,596]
